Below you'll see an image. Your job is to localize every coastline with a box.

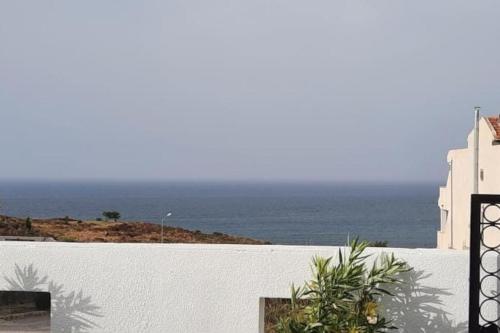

[0,215,269,245]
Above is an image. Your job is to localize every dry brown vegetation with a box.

[264,298,292,333]
[0,215,269,244]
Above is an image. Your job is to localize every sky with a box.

[1,0,500,182]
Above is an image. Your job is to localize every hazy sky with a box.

[1,1,500,182]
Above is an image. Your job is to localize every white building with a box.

[437,115,500,249]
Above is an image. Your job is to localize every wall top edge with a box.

[0,241,469,255]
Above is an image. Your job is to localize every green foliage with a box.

[102,211,121,221]
[367,241,388,248]
[25,217,32,232]
[276,239,410,333]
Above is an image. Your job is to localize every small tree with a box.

[102,211,121,222]
[25,217,32,232]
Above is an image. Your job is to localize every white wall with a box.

[0,243,489,333]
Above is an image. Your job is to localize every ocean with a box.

[0,181,439,248]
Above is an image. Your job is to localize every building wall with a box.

[438,118,500,249]
[0,242,485,333]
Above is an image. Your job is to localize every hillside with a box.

[0,215,269,244]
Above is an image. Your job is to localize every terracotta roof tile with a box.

[487,116,500,140]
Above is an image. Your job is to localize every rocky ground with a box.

[0,215,269,244]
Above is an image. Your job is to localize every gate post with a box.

[469,194,500,333]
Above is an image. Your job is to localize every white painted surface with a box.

[438,116,500,249]
[0,243,486,332]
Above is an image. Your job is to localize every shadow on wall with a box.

[384,270,468,333]
[4,264,102,333]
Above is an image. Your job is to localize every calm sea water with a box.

[0,181,439,248]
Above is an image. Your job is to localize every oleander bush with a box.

[275,239,410,333]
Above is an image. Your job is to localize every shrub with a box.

[276,239,410,333]
[25,217,32,232]
[368,240,388,248]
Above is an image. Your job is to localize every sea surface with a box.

[0,181,439,248]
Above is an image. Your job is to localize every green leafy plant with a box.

[276,239,410,333]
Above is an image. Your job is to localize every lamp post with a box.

[161,212,172,243]
[473,106,480,194]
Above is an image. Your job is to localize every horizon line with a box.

[0,177,443,185]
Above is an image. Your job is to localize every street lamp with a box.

[161,212,172,243]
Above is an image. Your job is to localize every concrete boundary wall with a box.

[0,243,483,332]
